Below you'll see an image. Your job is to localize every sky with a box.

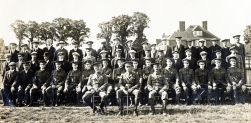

[0,0,251,49]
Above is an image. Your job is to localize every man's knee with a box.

[161,91,168,100]
[148,91,156,99]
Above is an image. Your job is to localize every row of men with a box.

[1,51,247,116]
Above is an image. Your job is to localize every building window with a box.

[193,31,203,36]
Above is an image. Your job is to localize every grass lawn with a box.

[0,104,250,123]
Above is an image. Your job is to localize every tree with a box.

[37,21,55,42]
[24,20,39,48]
[110,14,132,46]
[130,12,150,39]
[97,21,113,44]
[69,19,90,44]
[52,17,72,43]
[244,25,251,41]
[10,20,27,50]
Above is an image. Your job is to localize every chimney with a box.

[202,21,207,30]
[179,21,185,32]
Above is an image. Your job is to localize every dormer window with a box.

[193,31,203,36]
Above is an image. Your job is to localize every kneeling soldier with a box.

[227,56,246,104]
[82,62,108,114]
[63,62,82,105]
[148,64,169,115]
[43,61,66,106]
[179,59,197,105]
[117,61,140,116]
[29,60,50,106]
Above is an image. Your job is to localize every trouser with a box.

[29,87,43,105]
[17,88,30,105]
[182,83,197,104]
[210,82,229,104]
[116,89,141,111]
[233,84,246,104]
[45,85,64,105]
[63,85,77,104]
[107,80,119,104]
[169,83,182,104]
[82,91,108,110]
[148,89,168,113]
[139,79,148,104]
[197,84,209,104]
[1,86,16,105]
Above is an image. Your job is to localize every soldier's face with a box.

[87,44,92,48]
[222,42,227,46]
[215,60,221,67]
[40,64,45,70]
[73,44,78,48]
[10,44,16,49]
[85,63,91,69]
[186,52,192,57]
[199,63,205,69]
[72,64,78,70]
[145,51,150,56]
[59,44,64,48]
[146,61,151,66]
[183,61,189,68]
[212,41,216,45]
[117,60,124,67]
[46,39,52,46]
[44,56,49,61]
[153,65,159,71]
[18,56,23,60]
[94,65,101,72]
[9,65,15,70]
[216,52,221,57]
[125,65,132,72]
[129,53,135,58]
[166,60,172,67]
[86,51,91,55]
[55,63,61,70]
[102,61,108,67]
[33,43,38,48]
[230,59,236,66]
[176,39,181,44]
[173,53,179,58]
[199,42,205,47]
[201,54,206,59]
[31,55,37,59]
[23,64,29,70]
[101,53,106,58]
[133,62,138,68]
[234,37,240,43]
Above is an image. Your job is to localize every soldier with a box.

[185,39,197,60]
[199,51,211,70]
[227,56,246,104]
[195,60,211,105]
[1,62,18,106]
[142,58,154,91]
[63,62,82,105]
[17,62,34,106]
[69,41,83,62]
[139,49,154,69]
[9,42,19,62]
[57,52,72,74]
[20,44,31,61]
[221,39,231,60]
[150,44,157,59]
[184,49,197,71]
[43,61,66,106]
[97,39,112,60]
[162,58,180,104]
[29,52,39,73]
[84,41,97,60]
[43,38,56,62]
[211,50,228,69]
[111,49,123,69]
[32,40,44,61]
[111,58,126,93]
[55,41,68,61]
[29,61,50,107]
[160,39,172,58]
[210,58,230,105]
[126,50,137,61]
[1,54,11,78]
[43,52,54,75]
[16,53,25,72]
[111,38,125,58]
[232,35,245,59]
[197,39,208,60]
[172,50,183,73]
[173,36,185,59]
[117,61,140,116]
[82,62,108,114]
[125,40,138,59]
[70,52,82,71]
[226,46,244,73]
[147,64,169,115]
[132,58,142,78]
[179,59,197,105]
[208,38,221,61]
[155,50,166,69]
[83,48,96,63]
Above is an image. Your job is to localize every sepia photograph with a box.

[0,0,251,122]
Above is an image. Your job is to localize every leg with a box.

[99,91,108,114]
[148,90,156,115]
[17,89,24,106]
[82,91,95,110]
[159,90,168,115]
[55,85,64,106]
[29,87,37,106]
[116,89,124,115]
[46,86,54,106]
[132,89,141,116]
[24,88,31,105]
[174,85,181,105]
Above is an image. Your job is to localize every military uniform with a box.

[208,38,222,60]
[55,41,69,61]
[43,45,56,62]
[9,49,19,62]
[97,41,112,60]
[1,54,11,78]
[173,41,186,59]
[32,41,44,61]
[29,52,39,73]
[69,41,83,62]
[81,68,95,96]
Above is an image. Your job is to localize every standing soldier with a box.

[208,38,221,61]
[147,64,169,115]
[63,62,82,105]
[111,58,126,96]
[221,39,231,60]
[232,35,245,60]
[162,58,180,105]
[16,53,25,72]
[211,50,228,69]
[173,37,185,59]
[226,46,244,73]
[179,59,197,105]
[132,58,142,78]
[32,40,43,61]
[57,52,72,74]
[184,49,197,71]
[1,62,18,106]
[84,41,97,60]
[9,42,19,62]
[150,44,157,59]
[197,39,208,60]
[43,61,66,106]
[126,50,137,61]
[111,38,125,58]
[185,39,197,60]
[82,62,108,114]
[29,61,50,107]
[17,62,34,106]
[160,39,172,58]
[55,41,68,61]
[43,52,54,75]
[117,61,140,116]
[195,60,211,105]
[83,48,96,63]
[172,50,183,73]
[227,56,246,104]
[43,38,56,62]
[69,41,83,62]
[20,44,31,61]
[155,50,166,69]
[139,49,154,69]
[97,39,112,60]
[1,54,11,78]
[125,40,138,59]
[210,58,230,105]
[29,52,39,73]
[70,52,82,71]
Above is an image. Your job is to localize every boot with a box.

[117,98,123,116]
[148,99,155,115]
[162,100,167,116]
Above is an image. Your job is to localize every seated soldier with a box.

[117,61,140,116]
[111,58,126,93]
[63,62,82,106]
[43,61,66,106]
[139,49,154,69]
[1,62,18,106]
[195,60,211,105]
[184,49,197,71]
[210,58,231,105]
[126,50,137,61]
[57,52,71,74]
[226,46,244,73]
[171,50,183,72]
[211,49,228,69]
[227,56,246,104]
[17,61,34,107]
[179,59,197,105]
[162,58,180,104]
[29,60,50,107]
[82,62,108,114]
[147,64,169,116]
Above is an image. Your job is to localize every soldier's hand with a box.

[182,82,186,87]
[11,87,15,92]
[52,85,56,88]
[213,82,216,87]
[41,85,45,90]
[123,89,128,95]
[197,85,201,89]
[18,86,22,91]
[76,87,81,93]
[128,88,133,93]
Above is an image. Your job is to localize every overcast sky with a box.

[1,0,251,48]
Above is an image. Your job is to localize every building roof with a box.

[167,25,220,41]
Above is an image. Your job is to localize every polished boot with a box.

[148,99,155,115]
